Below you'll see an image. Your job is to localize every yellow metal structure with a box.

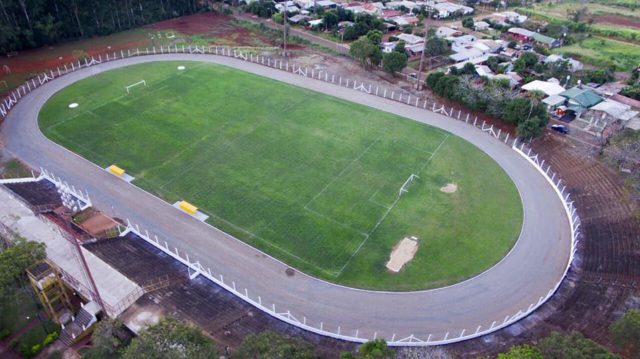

[26,261,73,324]
[179,201,198,215]
[108,165,125,176]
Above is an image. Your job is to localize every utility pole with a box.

[415,8,432,90]
[283,7,288,57]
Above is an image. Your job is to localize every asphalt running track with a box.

[2,54,572,344]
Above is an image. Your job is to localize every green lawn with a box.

[553,37,640,72]
[39,61,522,290]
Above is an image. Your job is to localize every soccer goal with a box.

[399,174,419,196]
[125,80,146,94]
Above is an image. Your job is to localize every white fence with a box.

[0,46,580,346]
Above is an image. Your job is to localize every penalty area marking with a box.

[68,103,79,109]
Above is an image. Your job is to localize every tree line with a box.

[0,0,207,54]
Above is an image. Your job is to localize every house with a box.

[500,47,518,58]
[315,0,337,8]
[451,35,477,52]
[501,11,527,24]
[559,86,603,115]
[276,1,300,13]
[475,65,494,78]
[397,33,424,45]
[477,39,503,53]
[449,48,483,62]
[474,21,490,31]
[406,42,425,55]
[544,54,583,72]
[360,2,382,15]
[522,80,566,97]
[588,99,639,123]
[433,2,473,19]
[436,26,461,38]
[531,33,561,48]
[507,27,534,41]
[307,18,324,27]
[381,9,402,20]
[381,42,397,53]
[288,14,311,24]
[449,54,491,69]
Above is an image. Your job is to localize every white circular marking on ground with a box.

[177,66,186,70]
[68,103,79,109]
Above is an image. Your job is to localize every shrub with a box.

[43,331,59,346]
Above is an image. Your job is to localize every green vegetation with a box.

[234,331,316,359]
[11,321,60,358]
[0,158,32,178]
[552,37,640,72]
[382,51,407,75]
[610,309,640,357]
[0,0,204,54]
[499,331,618,359]
[341,339,394,359]
[426,72,549,138]
[39,61,522,290]
[122,317,215,359]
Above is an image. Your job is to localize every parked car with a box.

[551,124,569,134]
[523,44,532,50]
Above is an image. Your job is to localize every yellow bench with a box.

[108,165,125,177]
[179,201,198,215]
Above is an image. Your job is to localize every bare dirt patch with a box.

[440,183,458,193]
[386,236,419,273]
[593,15,640,29]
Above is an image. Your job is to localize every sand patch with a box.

[440,183,457,193]
[386,236,419,273]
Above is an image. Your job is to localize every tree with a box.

[382,51,407,74]
[462,17,474,28]
[537,331,618,359]
[349,36,381,68]
[342,339,394,359]
[234,331,316,359]
[366,29,383,45]
[610,309,640,356]
[122,317,216,359]
[0,237,45,291]
[461,62,476,75]
[621,84,640,100]
[520,52,539,67]
[498,345,543,359]
[394,40,406,54]
[516,116,547,139]
[90,319,127,357]
[425,36,448,56]
[323,11,339,30]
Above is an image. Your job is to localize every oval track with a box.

[1,54,572,344]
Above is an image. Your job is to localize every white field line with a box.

[337,134,450,275]
[304,206,369,237]
[303,139,379,209]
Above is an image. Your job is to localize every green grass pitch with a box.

[39,61,522,291]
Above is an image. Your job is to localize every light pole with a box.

[415,8,432,90]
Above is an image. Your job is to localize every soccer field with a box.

[39,61,522,290]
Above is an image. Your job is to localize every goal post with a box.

[125,80,146,94]
[399,174,419,197]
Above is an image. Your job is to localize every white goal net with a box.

[125,80,147,94]
[399,174,419,196]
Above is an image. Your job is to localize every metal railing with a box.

[0,45,579,346]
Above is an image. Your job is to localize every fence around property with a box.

[0,45,580,346]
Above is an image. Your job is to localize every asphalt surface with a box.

[1,54,572,343]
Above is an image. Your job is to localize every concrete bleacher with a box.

[4,179,62,210]
[86,232,355,356]
[0,186,143,318]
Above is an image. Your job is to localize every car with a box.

[408,73,417,79]
[551,124,569,134]
[523,44,532,50]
